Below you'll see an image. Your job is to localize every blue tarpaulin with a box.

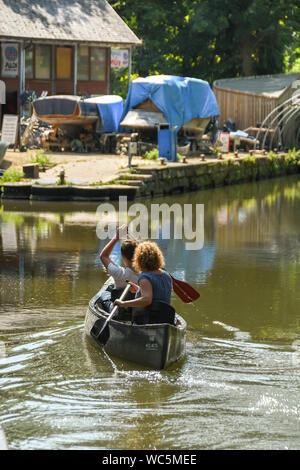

[91,95,124,133]
[121,75,220,131]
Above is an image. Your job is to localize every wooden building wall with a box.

[213,83,299,148]
[213,86,278,130]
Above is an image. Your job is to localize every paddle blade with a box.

[171,276,200,303]
[90,320,110,346]
[97,325,110,346]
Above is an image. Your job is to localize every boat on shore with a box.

[85,279,186,369]
[32,95,99,127]
[32,94,123,131]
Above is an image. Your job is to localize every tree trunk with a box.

[239,41,255,76]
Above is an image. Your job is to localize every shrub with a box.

[144,148,159,160]
[31,151,52,168]
[0,168,25,183]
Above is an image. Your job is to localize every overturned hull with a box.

[32,95,99,128]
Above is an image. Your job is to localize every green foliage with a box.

[30,151,52,168]
[109,0,300,81]
[0,168,25,183]
[110,69,139,98]
[143,148,159,160]
[243,155,258,180]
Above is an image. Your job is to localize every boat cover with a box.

[86,95,124,133]
[121,75,220,131]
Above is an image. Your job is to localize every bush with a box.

[144,148,159,160]
[31,151,52,168]
[0,168,24,183]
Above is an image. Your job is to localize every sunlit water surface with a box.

[0,175,300,450]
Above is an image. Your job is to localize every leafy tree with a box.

[109,0,300,81]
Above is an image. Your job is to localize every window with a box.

[21,45,107,82]
[78,46,89,80]
[35,45,50,79]
[90,48,106,81]
[25,47,34,79]
[56,47,72,79]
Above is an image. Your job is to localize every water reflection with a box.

[1,175,300,449]
[1,176,300,340]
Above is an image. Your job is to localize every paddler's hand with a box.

[116,224,128,240]
[127,281,138,293]
[114,299,125,308]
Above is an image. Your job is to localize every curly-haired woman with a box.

[114,241,173,322]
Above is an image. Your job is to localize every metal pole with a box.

[128,47,132,89]
[19,41,25,118]
[74,43,78,95]
[19,41,25,149]
[51,45,55,95]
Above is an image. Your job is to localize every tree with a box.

[109,0,300,81]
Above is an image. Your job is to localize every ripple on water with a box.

[1,320,300,450]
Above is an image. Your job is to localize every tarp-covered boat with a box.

[32,94,123,133]
[120,75,220,139]
[85,278,186,369]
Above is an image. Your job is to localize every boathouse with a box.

[0,0,141,121]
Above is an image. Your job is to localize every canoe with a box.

[85,278,187,369]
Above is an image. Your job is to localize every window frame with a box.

[34,44,51,80]
[78,45,107,82]
[22,44,51,80]
[77,45,90,81]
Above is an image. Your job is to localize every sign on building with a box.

[1,43,19,77]
[111,49,129,68]
[1,115,19,145]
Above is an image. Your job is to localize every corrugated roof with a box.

[214,73,300,98]
[0,0,142,46]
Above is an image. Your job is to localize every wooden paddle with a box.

[170,274,200,303]
[91,284,131,347]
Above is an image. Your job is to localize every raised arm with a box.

[100,235,118,269]
[100,225,126,269]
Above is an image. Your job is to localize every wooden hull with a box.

[85,286,186,370]
[32,95,99,127]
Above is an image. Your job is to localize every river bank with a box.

[1,148,300,201]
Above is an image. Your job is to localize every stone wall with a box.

[1,151,300,201]
[133,152,300,198]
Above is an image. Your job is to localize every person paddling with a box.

[114,241,173,324]
[99,225,138,311]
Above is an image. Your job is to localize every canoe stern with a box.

[85,300,186,370]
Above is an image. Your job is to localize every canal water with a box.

[0,175,300,450]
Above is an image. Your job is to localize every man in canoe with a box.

[114,241,175,325]
[99,225,139,312]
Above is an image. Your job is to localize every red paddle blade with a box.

[171,276,200,303]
